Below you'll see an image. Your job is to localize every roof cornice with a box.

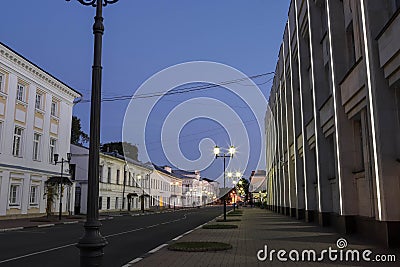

[0,42,81,99]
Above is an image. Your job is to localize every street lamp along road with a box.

[213,145,236,221]
[66,0,119,266]
[53,153,72,220]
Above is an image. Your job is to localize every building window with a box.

[115,197,119,209]
[33,133,41,161]
[13,126,24,157]
[107,197,110,209]
[69,164,76,180]
[51,101,58,117]
[99,165,104,182]
[107,167,111,183]
[29,185,39,205]
[49,138,57,163]
[16,84,25,102]
[346,22,356,69]
[9,184,21,206]
[116,169,120,184]
[98,196,102,210]
[35,93,43,110]
[0,73,4,92]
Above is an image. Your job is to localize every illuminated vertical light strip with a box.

[279,81,287,209]
[271,102,277,208]
[287,18,299,207]
[294,0,309,211]
[282,39,292,209]
[359,0,383,221]
[306,0,323,212]
[275,92,282,209]
[326,0,344,215]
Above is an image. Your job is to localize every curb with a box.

[0,208,198,233]
[0,220,82,232]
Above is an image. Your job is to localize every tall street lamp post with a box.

[213,145,236,221]
[170,181,178,210]
[228,171,241,211]
[121,163,127,211]
[139,174,149,213]
[54,153,72,220]
[67,0,118,265]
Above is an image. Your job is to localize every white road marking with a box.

[105,227,144,238]
[38,224,55,228]
[0,227,23,232]
[63,221,79,225]
[0,243,76,264]
[0,212,191,263]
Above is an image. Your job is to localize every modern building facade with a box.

[265,0,400,247]
[0,42,81,218]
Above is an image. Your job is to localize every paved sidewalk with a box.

[130,208,399,267]
[0,215,87,231]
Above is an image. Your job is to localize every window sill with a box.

[9,204,21,208]
[0,91,7,99]
[29,204,39,207]
[51,114,59,121]
[16,99,28,107]
[35,108,45,115]
[13,155,23,158]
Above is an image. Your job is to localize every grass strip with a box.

[168,242,232,252]
[202,224,238,229]
[216,218,241,222]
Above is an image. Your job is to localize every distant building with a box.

[151,165,183,208]
[0,42,81,218]
[265,0,400,247]
[70,144,152,213]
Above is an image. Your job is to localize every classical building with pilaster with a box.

[265,0,400,247]
[0,42,81,218]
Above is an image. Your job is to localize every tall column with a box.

[0,171,10,215]
[294,0,318,222]
[306,0,334,226]
[326,0,359,232]
[287,5,305,219]
[283,33,297,216]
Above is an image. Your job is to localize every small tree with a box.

[71,116,89,145]
[44,185,58,218]
[101,141,139,161]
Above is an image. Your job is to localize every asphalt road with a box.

[0,206,224,267]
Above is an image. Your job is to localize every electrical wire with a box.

[78,72,275,104]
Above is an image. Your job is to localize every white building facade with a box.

[0,42,80,218]
[150,165,183,209]
[70,144,152,214]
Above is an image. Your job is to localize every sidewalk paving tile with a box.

[131,208,400,267]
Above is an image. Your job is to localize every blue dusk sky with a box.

[0,0,290,181]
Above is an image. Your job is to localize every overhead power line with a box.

[78,72,275,104]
